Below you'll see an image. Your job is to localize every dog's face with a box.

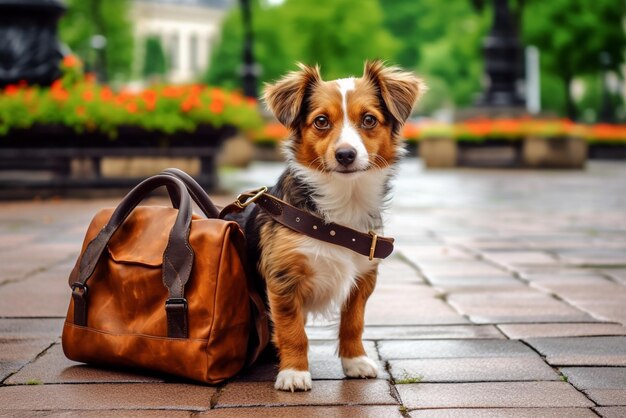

[264,61,424,175]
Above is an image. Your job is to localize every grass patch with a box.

[26,379,42,385]
[560,374,568,382]
[395,370,423,384]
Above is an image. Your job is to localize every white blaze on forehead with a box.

[335,78,368,167]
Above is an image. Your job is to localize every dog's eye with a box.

[362,114,378,129]
[313,115,331,130]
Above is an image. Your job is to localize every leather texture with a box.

[220,189,395,260]
[62,172,269,384]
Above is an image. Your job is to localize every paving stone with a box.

[365,284,468,325]
[595,406,626,417]
[418,262,508,278]
[561,367,626,390]
[360,325,503,340]
[215,380,396,407]
[198,405,403,417]
[396,382,594,409]
[498,323,626,339]
[0,318,64,339]
[0,264,73,317]
[559,250,626,267]
[306,324,503,340]
[397,244,474,263]
[525,273,611,283]
[525,337,626,366]
[390,357,558,382]
[565,300,626,324]
[447,292,596,324]
[409,408,597,418]
[482,251,560,266]
[7,343,165,384]
[585,390,626,406]
[605,269,626,285]
[0,384,214,411]
[377,256,425,284]
[0,338,55,381]
[426,276,522,288]
[0,411,191,417]
[378,339,535,360]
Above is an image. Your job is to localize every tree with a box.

[142,36,167,79]
[206,0,398,91]
[523,0,626,118]
[383,0,490,108]
[59,0,134,81]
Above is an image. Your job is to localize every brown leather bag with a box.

[61,170,269,383]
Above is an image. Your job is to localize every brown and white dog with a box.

[241,61,424,392]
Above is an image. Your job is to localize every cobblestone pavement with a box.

[1,159,626,417]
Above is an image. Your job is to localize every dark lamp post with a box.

[475,0,524,107]
[0,0,66,87]
[239,0,259,98]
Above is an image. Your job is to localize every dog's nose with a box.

[335,147,357,167]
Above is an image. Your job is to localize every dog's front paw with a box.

[341,355,378,378]
[274,369,312,392]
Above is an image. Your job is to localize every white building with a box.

[131,0,233,83]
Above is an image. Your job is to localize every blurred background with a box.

[57,0,626,121]
[1,0,625,195]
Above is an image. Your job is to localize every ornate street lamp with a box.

[239,0,259,98]
[0,0,66,87]
[475,0,524,107]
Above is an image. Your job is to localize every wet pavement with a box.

[1,158,626,417]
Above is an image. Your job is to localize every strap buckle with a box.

[235,186,268,209]
[368,231,378,261]
[71,282,88,297]
[165,298,188,311]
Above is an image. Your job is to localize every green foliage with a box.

[0,81,263,138]
[143,36,168,79]
[206,0,625,117]
[59,0,134,81]
[206,0,398,88]
[523,0,626,117]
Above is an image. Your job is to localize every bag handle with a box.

[71,174,194,339]
[162,168,220,218]
[160,168,271,363]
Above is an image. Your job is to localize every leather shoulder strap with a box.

[220,188,394,260]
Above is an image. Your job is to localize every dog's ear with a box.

[363,60,425,124]
[264,63,322,128]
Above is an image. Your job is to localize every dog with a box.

[240,60,424,392]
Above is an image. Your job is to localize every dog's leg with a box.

[267,283,311,392]
[339,268,378,378]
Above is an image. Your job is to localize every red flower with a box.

[62,55,80,68]
[76,106,86,117]
[100,87,114,102]
[209,99,224,114]
[3,84,19,96]
[82,90,94,102]
[84,73,97,84]
[125,102,138,114]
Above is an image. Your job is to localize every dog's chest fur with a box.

[287,165,388,316]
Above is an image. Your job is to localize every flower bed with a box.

[402,119,626,145]
[0,56,266,193]
[0,81,262,139]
